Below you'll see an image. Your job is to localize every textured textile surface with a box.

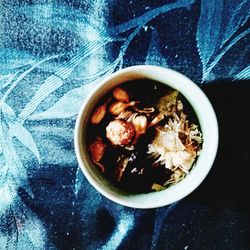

[0,0,250,249]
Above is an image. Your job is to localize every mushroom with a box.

[91,104,106,124]
[131,115,148,143]
[116,110,133,120]
[113,87,129,102]
[90,98,112,124]
[109,101,137,115]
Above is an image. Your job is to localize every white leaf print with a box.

[0,121,27,189]
[145,29,168,66]
[196,0,224,79]
[18,38,111,123]
[29,82,95,120]
[196,0,250,81]
[0,183,13,213]
[101,213,134,250]
[1,56,57,104]
[0,119,34,217]
[111,0,195,34]
[8,122,40,162]
[221,0,250,48]
[18,74,63,123]
[29,59,121,120]
[1,102,16,123]
[234,65,250,80]
[0,72,19,88]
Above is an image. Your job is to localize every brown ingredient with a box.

[132,115,148,143]
[89,138,106,162]
[91,103,107,124]
[148,113,164,127]
[106,120,135,145]
[109,101,136,115]
[113,87,129,102]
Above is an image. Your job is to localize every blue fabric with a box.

[0,0,250,249]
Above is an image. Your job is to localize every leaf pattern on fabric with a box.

[1,102,16,123]
[29,59,121,120]
[196,0,224,77]
[8,122,40,161]
[0,49,37,73]
[0,0,249,249]
[145,29,168,66]
[0,72,20,89]
[0,118,28,213]
[234,65,250,80]
[110,0,196,34]
[29,83,93,120]
[18,39,111,124]
[221,0,250,48]
[196,0,250,81]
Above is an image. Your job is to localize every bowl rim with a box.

[74,65,219,209]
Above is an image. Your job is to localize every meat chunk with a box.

[106,120,135,146]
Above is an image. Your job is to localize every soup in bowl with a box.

[74,65,218,208]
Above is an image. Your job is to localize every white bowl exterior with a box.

[74,65,219,209]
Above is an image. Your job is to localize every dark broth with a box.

[86,79,201,193]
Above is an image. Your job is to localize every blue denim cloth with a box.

[0,0,250,249]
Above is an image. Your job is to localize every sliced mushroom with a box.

[90,98,112,124]
[91,103,107,124]
[113,87,129,102]
[132,115,147,134]
[116,110,133,120]
[109,101,137,115]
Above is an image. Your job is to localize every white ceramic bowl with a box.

[74,65,219,209]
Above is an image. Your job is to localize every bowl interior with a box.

[74,66,218,208]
